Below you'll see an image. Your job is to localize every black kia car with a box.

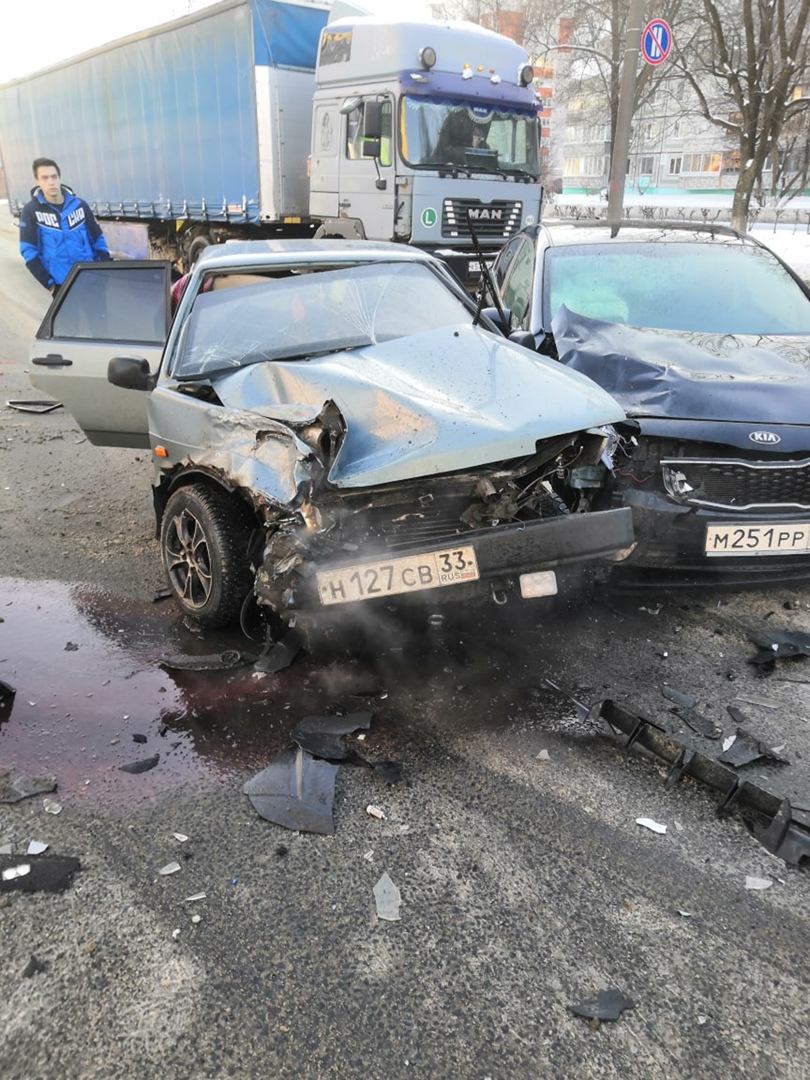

[489,220,810,585]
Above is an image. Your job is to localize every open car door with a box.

[29,260,172,448]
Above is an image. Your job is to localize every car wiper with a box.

[501,167,536,182]
[466,210,509,331]
[411,161,473,178]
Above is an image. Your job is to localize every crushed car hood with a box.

[552,306,810,425]
[212,324,625,487]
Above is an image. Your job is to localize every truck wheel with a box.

[160,484,256,628]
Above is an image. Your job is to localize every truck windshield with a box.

[400,97,540,176]
[173,261,473,378]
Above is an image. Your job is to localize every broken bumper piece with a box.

[260,507,634,610]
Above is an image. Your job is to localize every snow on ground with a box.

[750,225,810,280]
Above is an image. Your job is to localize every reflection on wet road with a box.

[0,577,303,803]
[0,576,585,808]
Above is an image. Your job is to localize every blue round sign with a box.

[641,19,672,65]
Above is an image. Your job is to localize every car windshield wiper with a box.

[411,161,473,178]
[501,167,537,182]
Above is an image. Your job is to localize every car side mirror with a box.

[480,306,512,336]
[108,356,157,391]
[508,330,536,351]
[363,101,383,140]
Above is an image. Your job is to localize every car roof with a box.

[195,238,443,271]
[536,220,759,250]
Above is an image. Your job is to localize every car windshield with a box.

[544,241,810,335]
[400,97,540,176]
[172,261,471,378]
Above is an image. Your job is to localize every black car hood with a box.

[552,306,810,425]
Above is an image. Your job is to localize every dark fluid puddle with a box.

[0,577,309,806]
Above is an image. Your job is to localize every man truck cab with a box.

[309,16,541,277]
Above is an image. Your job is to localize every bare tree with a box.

[674,0,810,229]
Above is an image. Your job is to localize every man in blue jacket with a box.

[19,158,111,296]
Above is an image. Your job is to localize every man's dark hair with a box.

[32,158,60,177]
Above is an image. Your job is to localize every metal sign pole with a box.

[607,0,646,235]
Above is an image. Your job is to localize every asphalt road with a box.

[1,209,809,1080]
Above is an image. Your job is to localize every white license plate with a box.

[317,545,479,606]
[705,522,810,557]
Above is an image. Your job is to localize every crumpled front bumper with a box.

[259,506,634,611]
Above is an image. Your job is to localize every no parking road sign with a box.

[641,18,673,65]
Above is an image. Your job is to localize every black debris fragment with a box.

[718,720,790,768]
[0,766,57,803]
[64,642,79,652]
[0,855,81,893]
[749,628,810,671]
[160,650,254,672]
[749,799,810,866]
[291,712,373,761]
[22,954,47,978]
[253,628,304,675]
[132,733,148,744]
[597,698,810,865]
[153,587,174,603]
[243,748,338,835]
[119,753,160,774]
[373,760,404,784]
[0,680,15,725]
[661,686,721,739]
[567,988,636,1022]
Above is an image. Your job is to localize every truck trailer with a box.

[0,0,542,276]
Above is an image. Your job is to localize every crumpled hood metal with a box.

[211,324,625,487]
[552,306,810,425]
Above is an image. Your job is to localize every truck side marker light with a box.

[155,446,168,458]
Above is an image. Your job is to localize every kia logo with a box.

[749,430,781,445]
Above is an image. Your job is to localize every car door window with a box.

[47,265,167,344]
[500,237,535,330]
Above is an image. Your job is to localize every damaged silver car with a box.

[30,240,632,632]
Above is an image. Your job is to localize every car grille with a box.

[662,456,810,511]
[442,199,523,240]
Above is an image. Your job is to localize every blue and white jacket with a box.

[20,185,111,289]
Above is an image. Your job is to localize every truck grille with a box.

[662,457,810,511]
[442,199,523,240]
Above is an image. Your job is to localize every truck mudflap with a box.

[267,506,633,610]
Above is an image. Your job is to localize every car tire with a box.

[160,483,257,628]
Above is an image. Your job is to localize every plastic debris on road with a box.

[745,875,773,890]
[173,833,189,843]
[2,863,30,881]
[719,716,790,767]
[243,747,339,836]
[567,988,636,1022]
[184,891,206,902]
[0,765,57,803]
[291,712,373,761]
[27,840,49,855]
[366,804,387,820]
[119,753,160,774]
[159,862,182,876]
[373,872,402,921]
[0,854,80,893]
[636,818,667,834]
[43,798,62,815]
[536,749,551,761]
